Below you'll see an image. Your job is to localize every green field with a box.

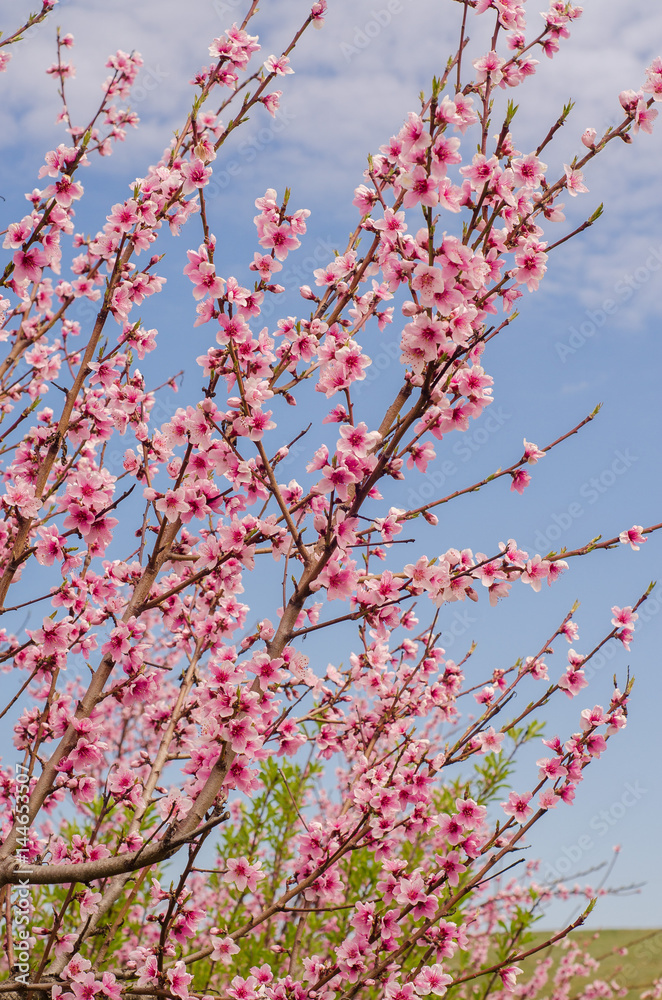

[518,929,662,998]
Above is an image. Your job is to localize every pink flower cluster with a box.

[0,3,658,1000]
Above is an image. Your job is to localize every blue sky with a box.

[1,0,661,931]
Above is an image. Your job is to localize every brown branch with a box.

[0,811,227,888]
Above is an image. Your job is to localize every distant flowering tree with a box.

[0,3,660,1000]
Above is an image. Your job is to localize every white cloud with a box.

[3,0,660,186]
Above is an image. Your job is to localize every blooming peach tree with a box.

[0,3,660,1000]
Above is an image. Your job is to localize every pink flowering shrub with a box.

[0,3,660,1000]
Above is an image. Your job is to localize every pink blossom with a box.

[314,462,359,502]
[258,221,301,259]
[210,932,241,964]
[513,241,548,291]
[560,620,580,643]
[473,51,505,86]
[3,216,34,248]
[35,525,65,566]
[167,962,192,1000]
[394,872,427,907]
[108,765,140,798]
[155,488,190,522]
[475,727,504,754]
[558,666,589,698]
[414,965,453,996]
[611,605,638,629]
[434,852,467,885]
[187,261,225,300]
[107,200,139,233]
[223,856,265,892]
[460,153,499,190]
[619,89,640,115]
[499,967,523,991]
[510,468,531,494]
[3,478,41,517]
[373,508,405,543]
[250,251,282,279]
[633,99,658,134]
[585,732,607,757]
[79,890,102,918]
[437,813,465,846]
[68,739,106,770]
[156,789,193,821]
[181,158,212,193]
[643,57,662,100]
[521,555,550,591]
[564,163,589,196]
[43,175,84,208]
[227,975,259,1000]
[311,1,327,27]
[523,439,545,463]
[99,974,122,1000]
[261,90,282,116]
[136,955,159,988]
[619,525,647,550]
[312,558,359,601]
[12,245,48,283]
[0,11,656,991]
[407,440,437,473]
[337,421,381,456]
[101,623,132,659]
[28,617,72,656]
[475,684,495,704]
[62,956,92,980]
[501,791,533,823]
[511,153,547,188]
[264,54,293,76]
[538,789,560,810]
[70,974,103,1000]
[454,798,486,829]
[536,756,568,780]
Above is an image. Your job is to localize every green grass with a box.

[517,929,662,998]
